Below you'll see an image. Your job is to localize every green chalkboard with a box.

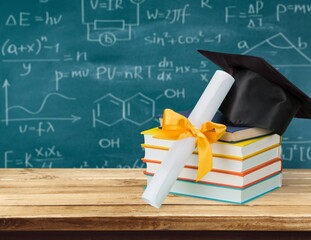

[0,0,310,168]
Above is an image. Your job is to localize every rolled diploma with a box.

[141,70,235,208]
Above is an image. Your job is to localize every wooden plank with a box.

[0,170,309,206]
[0,169,309,231]
[0,168,308,180]
[0,169,146,180]
[0,205,310,231]
[1,231,311,240]
[1,204,311,217]
[0,188,310,206]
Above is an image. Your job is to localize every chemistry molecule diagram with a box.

[92,88,185,127]
[93,93,155,127]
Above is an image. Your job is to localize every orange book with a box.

[144,158,282,189]
[142,144,281,172]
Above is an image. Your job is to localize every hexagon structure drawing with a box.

[124,93,155,126]
[93,94,123,127]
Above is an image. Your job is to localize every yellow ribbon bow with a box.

[154,109,226,181]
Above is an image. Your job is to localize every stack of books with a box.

[141,112,282,204]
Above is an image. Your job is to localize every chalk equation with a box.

[5,12,62,27]
[4,146,64,168]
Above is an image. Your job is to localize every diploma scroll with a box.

[142,70,235,208]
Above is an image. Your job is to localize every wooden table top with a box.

[0,169,310,231]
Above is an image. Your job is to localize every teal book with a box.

[145,172,282,204]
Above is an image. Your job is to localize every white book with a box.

[143,145,281,172]
[142,128,281,159]
[144,159,282,188]
[146,173,282,204]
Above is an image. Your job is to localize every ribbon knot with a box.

[153,109,226,181]
[188,124,200,137]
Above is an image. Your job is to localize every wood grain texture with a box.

[2,231,311,240]
[0,169,310,231]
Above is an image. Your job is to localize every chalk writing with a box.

[276,4,311,22]
[1,0,311,169]
[225,1,264,28]
[144,32,222,47]
[146,4,190,24]
[4,146,64,168]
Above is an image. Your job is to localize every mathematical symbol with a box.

[200,73,208,82]
[47,146,56,156]
[204,39,214,43]
[184,66,190,72]
[158,68,174,72]
[35,16,44,22]
[17,45,28,52]
[63,54,73,61]
[164,73,172,80]
[35,148,44,157]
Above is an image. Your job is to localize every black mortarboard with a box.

[198,50,311,135]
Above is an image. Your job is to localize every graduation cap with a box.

[198,50,311,135]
